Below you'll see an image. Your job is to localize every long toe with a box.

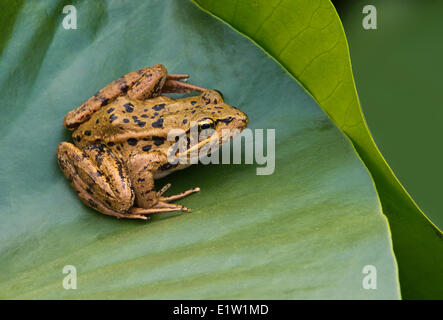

[160,187,200,203]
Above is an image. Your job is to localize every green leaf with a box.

[191,0,443,299]
[341,0,443,230]
[0,0,399,299]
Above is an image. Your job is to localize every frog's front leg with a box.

[155,183,201,203]
[127,152,200,215]
[57,142,148,220]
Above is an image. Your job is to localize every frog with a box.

[57,64,249,220]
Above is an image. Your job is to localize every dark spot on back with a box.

[107,107,114,114]
[153,137,164,146]
[142,145,152,152]
[152,118,164,128]
[127,138,137,146]
[124,103,134,113]
[152,103,165,111]
[84,130,91,136]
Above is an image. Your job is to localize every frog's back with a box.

[101,95,176,130]
[72,96,175,145]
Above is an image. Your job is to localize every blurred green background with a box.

[333,0,443,229]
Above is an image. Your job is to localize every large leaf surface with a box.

[191,0,443,298]
[0,0,398,299]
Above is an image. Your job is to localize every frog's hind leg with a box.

[164,71,207,93]
[126,66,207,98]
[56,142,147,219]
[162,79,206,94]
[72,179,147,220]
[167,74,189,80]
[63,64,168,130]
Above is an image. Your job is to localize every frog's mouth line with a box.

[175,125,245,160]
[174,115,246,159]
[175,135,214,159]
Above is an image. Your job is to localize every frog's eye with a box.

[198,118,215,131]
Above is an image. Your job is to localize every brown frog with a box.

[57,64,248,220]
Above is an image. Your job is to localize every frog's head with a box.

[164,89,248,160]
[190,90,248,145]
[194,89,248,133]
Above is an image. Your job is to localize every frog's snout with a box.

[243,114,249,128]
[234,109,249,131]
[241,113,249,130]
